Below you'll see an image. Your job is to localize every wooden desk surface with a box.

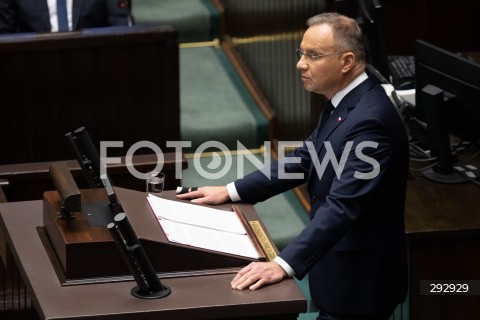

[0,192,306,320]
[404,162,480,320]
[405,164,480,237]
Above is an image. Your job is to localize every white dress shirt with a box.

[47,0,73,32]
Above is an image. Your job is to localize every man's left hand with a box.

[231,261,287,290]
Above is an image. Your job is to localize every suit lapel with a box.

[308,75,379,182]
[313,105,349,152]
[308,103,350,182]
[72,0,84,30]
[39,0,51,30]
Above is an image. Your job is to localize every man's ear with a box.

[341,52,355,73]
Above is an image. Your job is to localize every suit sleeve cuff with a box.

[227,182,241,202]
[274,256,295,277]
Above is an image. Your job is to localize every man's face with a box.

[297,24,345,99]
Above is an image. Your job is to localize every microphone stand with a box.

[108,212,171,299]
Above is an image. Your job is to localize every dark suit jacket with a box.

[235,74,409,314]
[0,0,130,34]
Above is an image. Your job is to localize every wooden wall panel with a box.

[0,25,180,165]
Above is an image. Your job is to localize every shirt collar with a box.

[330,72,368,108]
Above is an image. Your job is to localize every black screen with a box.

[356,0,389,78]
[414,39,480,183]
[415,40,480,145]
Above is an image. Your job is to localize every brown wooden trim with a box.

[232,205,267,261]
[210,0,226,40]
[0,153,184,182]
[221,35,277,141]
[294,186,311,213]
[0,25,178,53]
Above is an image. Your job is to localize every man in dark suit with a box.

[0,0,131,34]
[177,12,409,320]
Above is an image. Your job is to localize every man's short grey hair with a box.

[307,12,366,66]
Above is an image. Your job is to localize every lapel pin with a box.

[337,117,342,122]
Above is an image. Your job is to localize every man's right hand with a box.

[176,186,230,205]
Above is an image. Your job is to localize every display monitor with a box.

[356,0,389,78]
[353,0,415,89]
[414,39,480,183]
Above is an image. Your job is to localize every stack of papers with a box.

[147,195,260,259]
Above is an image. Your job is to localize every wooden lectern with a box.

[0,188,306,320]
[42,187,274,283]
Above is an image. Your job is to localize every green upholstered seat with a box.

[133,0,268,153]
[180,45,268,151]
[132,0,220,42]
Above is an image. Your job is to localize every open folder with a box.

[147,195,262,259]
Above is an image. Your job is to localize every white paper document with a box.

[146,195,260,259]
[159,219,260,259]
